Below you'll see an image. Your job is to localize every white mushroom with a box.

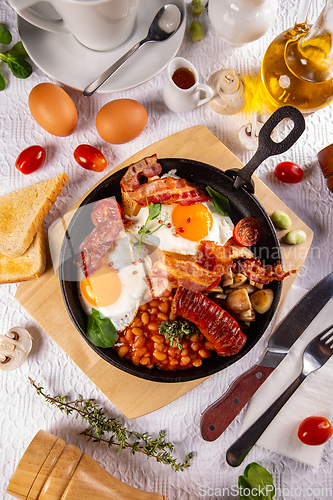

[250,289,274,314]
[229,273,247,288]
[208,69,245,115]
[0,327,32,371]
[226,288,252,315]
[238,114,279,151]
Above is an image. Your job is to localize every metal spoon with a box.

[83,4,182,97]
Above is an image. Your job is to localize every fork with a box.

[226,323,333,467]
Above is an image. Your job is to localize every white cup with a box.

[9,0,139,51]
[163,57,214,113]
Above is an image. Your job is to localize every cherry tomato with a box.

[15,145,46,175]
[74,144,107,172]
[274,161,304,183]
[233,217,261,246]
[91,199,122,225]
[298,416,333,446]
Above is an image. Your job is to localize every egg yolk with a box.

[80,264,122,307]
[171,203,213,241]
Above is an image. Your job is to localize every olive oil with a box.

[261,23,333,114]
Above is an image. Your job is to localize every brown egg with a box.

[96,99,147,144]
[29,83,78,137]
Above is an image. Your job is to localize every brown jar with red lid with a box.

[317,144,333,192]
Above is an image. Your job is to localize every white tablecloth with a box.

[1,1,333,499]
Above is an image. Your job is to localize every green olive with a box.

[191,0,205,16]
[284,229,307,245]
[189,20,205,41]
[271,210,292,230]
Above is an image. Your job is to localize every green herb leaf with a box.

[238,462,275,500]
[0,24,12,45]
[159,319,199,350]
[149,202,161,220]
[1,53,32,79]
[7,41,27,56]
[0,73,5,91]
[206,186,231,217]
[87,308,117,348]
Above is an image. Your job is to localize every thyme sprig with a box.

[29,378,192,471]
[159,319,200,350]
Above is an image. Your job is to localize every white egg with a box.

[78,239,148,332]
[129,201,234,256]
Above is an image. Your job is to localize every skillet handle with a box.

[226,105,306,192]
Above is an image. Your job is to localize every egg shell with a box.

[28,83,78,137]
[96,99,148,144]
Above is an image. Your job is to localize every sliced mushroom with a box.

[0,327,32,371]
[221,269,233,287]
[238,283,258,295]
[226,288,252,315]
[239,308,256,322]
[229,273,247,288]
[250,289,274,314]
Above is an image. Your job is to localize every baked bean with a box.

[180,355,191,366]
[157,312,169,321]
[193,359,203,367]
[199,349,211,358]
[168,347,179,356]
[190,334,199,342]
[150,307,159,314]
[134,336,146,348]
[131,355,141,366]
[191,342,201,351]
[154,343,166,352]
[133,317,142,327]
[117,345,129,357]
[132,327,143,337]
[169,311,177,321]
[140,357,150,365]
[147,322,159,331]
[139,303,148,311]
[158,301,169,313]
[153,351,167,361]
[204,341,215,350]
[141,312,149,325]
[181,348,189,357]
[125,329,134,342]
[151,334,165,344]
[119,336,126,343]
[149,299,160,307]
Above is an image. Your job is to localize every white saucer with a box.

[17,0,185,93]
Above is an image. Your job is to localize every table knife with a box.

[200,272,333,441]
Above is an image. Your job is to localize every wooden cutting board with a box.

[15,126,313,419]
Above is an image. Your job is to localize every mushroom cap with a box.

[0,327,32,371]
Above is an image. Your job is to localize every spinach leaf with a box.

[6,41,28,57]
[0,73,5,91]
[0,53,32,79]
[87,308,117,348]
[238,462,275,500]
[0,24,12,45]
[206,186,231,217]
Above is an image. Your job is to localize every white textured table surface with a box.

[1,0,333,499]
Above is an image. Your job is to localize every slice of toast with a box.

[0,172,68,257]
[0,226,46,283]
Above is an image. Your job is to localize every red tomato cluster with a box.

[298,416,333,446]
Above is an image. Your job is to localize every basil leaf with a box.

[3,53,32,79]
[149,202,161,220]
[0,24,12,45]
[7,41,27,56]
[87,308,117,348]
[0,73,5,91]
[206,186,230,217]
[238,462,275,500]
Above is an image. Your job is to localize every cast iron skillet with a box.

[59,106,305,383]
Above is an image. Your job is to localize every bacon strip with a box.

[195,241,232,275]
[232,258,296,285]
[76,219,123,277]
[120,154,162,192]
[149,252,222,293]
[171,287,246,356]
[128,176,211,206]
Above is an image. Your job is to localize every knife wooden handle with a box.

[200,365,274,441]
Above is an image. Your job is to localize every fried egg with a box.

[78,239,148,332]
[129,201,234,255]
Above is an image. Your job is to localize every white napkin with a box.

[241,285,333,468]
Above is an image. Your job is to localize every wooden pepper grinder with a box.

[7,430,168,500]
[317,144,333,192]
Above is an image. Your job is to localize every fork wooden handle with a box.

[226,373,306,467]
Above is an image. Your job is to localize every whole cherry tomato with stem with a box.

[298,416,333,445]
[274,161,304,183]
[233,217,261,246]
[15,145,46,175]
[74,144,107,172]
